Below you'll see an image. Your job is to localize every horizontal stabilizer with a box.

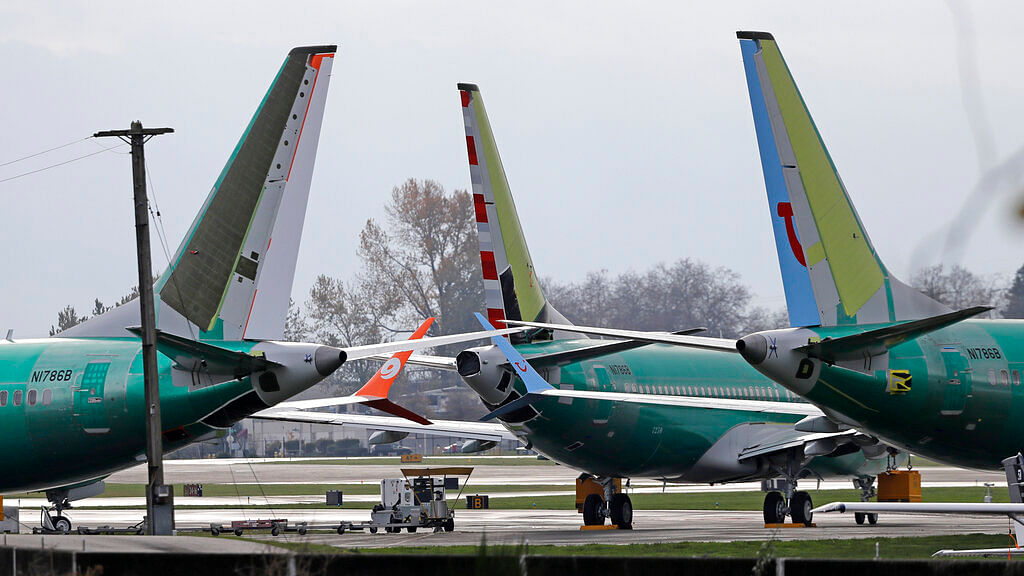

[362,398,431,426]
[796,306,992,363]
[252,410,514,442]
[501,320,737,353]
[127,327,280,377]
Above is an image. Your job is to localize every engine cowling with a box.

[368,430,410,445]
[460,439,498,454]
[456,345,515,405]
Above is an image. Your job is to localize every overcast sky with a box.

[1,1,1022,338]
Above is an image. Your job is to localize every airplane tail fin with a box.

[353,317,435,425]
[156,46,336,340]
[737,32,948,327]
[63,46,336,341]
[458,84,572,341]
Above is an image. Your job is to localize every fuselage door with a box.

[74,361,111,434]
[590,365,614,424]
[939,347,971,416]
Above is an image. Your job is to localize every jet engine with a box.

[368,430,410,445]
[456,345,515,405]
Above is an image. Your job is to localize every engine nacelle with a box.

[456,345,515,405]
[460,439,498,454]
[368,430,410,445]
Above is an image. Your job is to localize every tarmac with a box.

[2,458,1012,550]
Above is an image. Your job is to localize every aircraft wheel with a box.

[762,492,785,524]
[582,494,604,526]
[53,516,72,534]
[790,492,813,526]
[867,513,878,525]
[854,512,865,525]
[609,493,633,530]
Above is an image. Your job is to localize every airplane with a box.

[728,30,1022,473]
[4,46,515,533]
[343,83,912,529]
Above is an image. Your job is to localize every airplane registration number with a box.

[966,347,1002,360]
[30,369,73,383]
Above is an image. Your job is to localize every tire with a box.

[211,528,220,537]
[790,492,813,526]
[271,525,280,537]
[854,512,865,525]
[443,518,454,532]
[608,493,633,529]
[407,526,417,533]
[867,513,878,525]
[234,529,243,537]
[582,494,604,526]
[762,492,785,524]
[298,527,307,536]
[53,516,72,534]
[337,526,346,535]
[369,527,378,534]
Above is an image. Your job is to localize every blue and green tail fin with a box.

[738,32,948,327]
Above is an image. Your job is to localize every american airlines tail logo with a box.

[777,202,806,267]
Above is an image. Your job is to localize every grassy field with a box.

[54,485,1010,512]
[257,533,1015,559]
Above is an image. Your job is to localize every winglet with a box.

[353,318,435,425]
[474,312,553,421]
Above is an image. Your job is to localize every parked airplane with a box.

[731,30,1018,472]
[341,84,911,529]
[5,46,514,532]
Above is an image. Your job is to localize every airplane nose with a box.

[314,346,347,376]
[736,334,768,365]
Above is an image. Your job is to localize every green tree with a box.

[1004,264,1024,318]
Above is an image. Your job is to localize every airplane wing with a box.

[252,409,517,443]
[500,320,738,353]
[341,327,524,361]
[363,353,457,371]
[519,388,823,417]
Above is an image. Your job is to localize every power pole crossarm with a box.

[94,121,173,536]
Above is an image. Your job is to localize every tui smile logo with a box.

[378,358,402,380]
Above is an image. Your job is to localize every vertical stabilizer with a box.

[457,84,571,339]
[737,32,948,327]
[62,46,336,340]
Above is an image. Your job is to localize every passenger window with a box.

[1014,371,1021,387]
[988,369,997,386]
[1001,370,1011,387]
[13,390,22,406]
[27,389,37,406]
[42,389,52,405]
[0,390,7,406]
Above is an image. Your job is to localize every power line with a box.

[0,142,126,185]
[0,136,93,169]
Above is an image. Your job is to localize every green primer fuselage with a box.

[501,339,884,482]
[0,337,257,493]
[783,319,1024,471]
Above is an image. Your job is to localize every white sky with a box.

[1,1,1023,338]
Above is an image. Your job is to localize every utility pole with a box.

[94,121,174,535]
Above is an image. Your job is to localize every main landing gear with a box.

[579,475,633,529]
[853,476,878,525]
[761,483,814,526]
[38,497,73,534]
